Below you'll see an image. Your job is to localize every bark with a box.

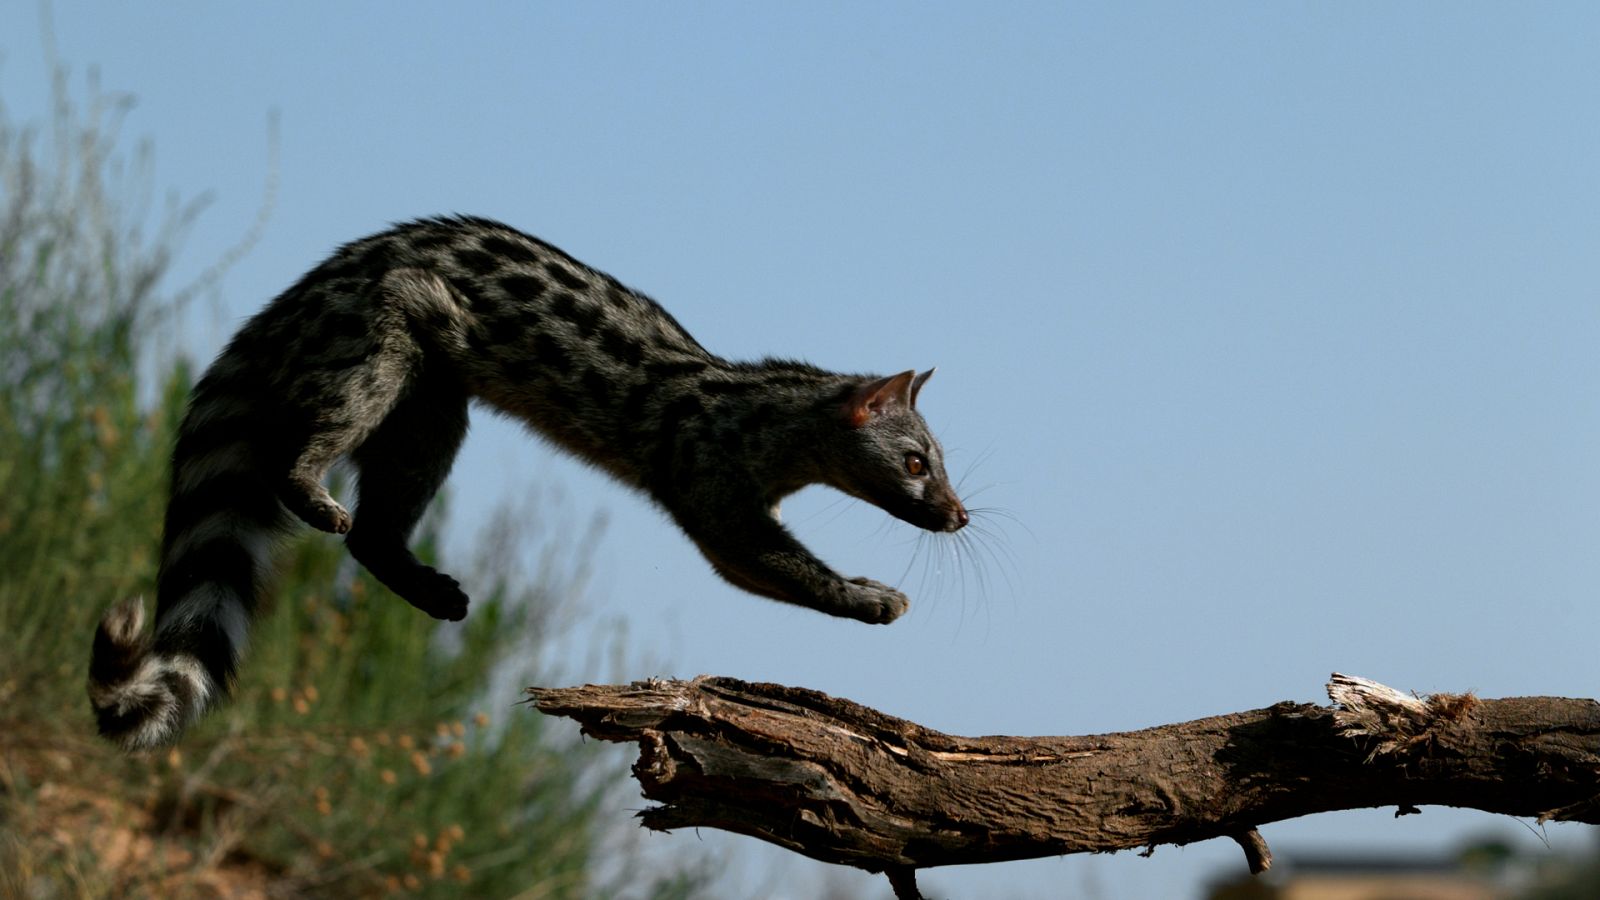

[526,674,1600,899]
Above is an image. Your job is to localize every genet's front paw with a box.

[386,566,470,622]
[841,577,909,625]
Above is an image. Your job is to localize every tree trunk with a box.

[525,674,1600,900]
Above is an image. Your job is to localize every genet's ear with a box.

[909,368,936,408]
[841,370,917,428]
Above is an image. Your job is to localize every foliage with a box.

[0,55,707,900]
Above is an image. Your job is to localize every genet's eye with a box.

[904,452,928,477]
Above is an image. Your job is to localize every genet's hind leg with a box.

[345,372,471,621]
[285,418,383,536]
[280,296,422,534]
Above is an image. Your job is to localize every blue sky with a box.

[6,3,1600,897]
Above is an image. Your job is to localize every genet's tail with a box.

[87,596,218,750]
[88,370,289,751]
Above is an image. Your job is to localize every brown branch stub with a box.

[526,675,1600,875]
[1230,828,1272,874]
[885,865,922,900]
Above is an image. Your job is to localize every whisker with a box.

[969,526,1020,601]
[964,519,1023,565]
[797,493,860,530]
[961,508,1025,605]
[967,505,1036,542]
[896,529,928,589]
[958,482,1001,503]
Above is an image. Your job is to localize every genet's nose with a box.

[953,506,970,531]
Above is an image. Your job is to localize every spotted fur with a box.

[88,216,967,750]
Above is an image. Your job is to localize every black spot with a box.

[758,373,821,388]
[318,252,378,281]
[649,395,707,491]
[454,248,502,277]
[533,332,572,375]
[644,359,709,378]
[406,224,464,248]
[321,310,370,342]
[321,276,366,295]
[353,240,395,275]
[407,231,459,251]
[542,383,578,413]
[465,321,495,357]
[699,379,757,395]
[658,394,707,426]
[479,306,539,347]
[605,284,635,309]
[481,235,542,265]
[444,275,481,311]
[499,352,541,384]
[597,326,645,367]
[740,402,778,433]
[545,263,589,292]
[581,369,613,405]
[619,382,653,424]
[825,383,857,404]
[415,299,459,335]
[315,257,357,280]
[497,273,547,300]
[549,292,602,338]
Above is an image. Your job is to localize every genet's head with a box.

[829,369,967,533]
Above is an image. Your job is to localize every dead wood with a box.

[526,673,1600,899]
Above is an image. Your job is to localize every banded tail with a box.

[88,369,291,751]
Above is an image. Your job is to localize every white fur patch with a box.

[163,583,252,657]
[162,510,275,574]
[94,652,216,751]
[100,596,147,645]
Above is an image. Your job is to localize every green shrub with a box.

[0,54,706,900]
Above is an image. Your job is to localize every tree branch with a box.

[526,674,1600,897]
